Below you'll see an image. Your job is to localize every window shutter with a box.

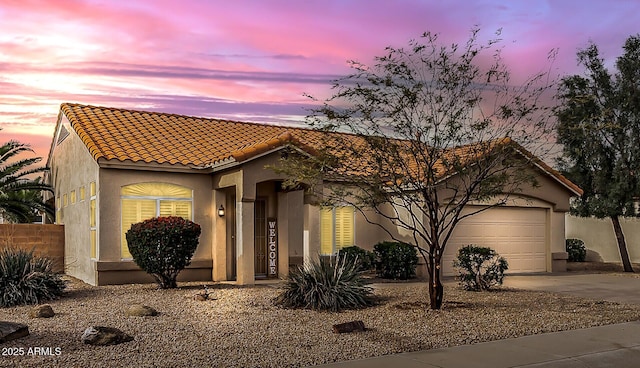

[90,199,96,227]
[121,199,156,259]
[121,183,191,198]
[320,208,334,255]
[335,206,355,250]
[159,200,192,220]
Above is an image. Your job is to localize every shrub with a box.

[373,241,418,280]
[566,238,586,262]
[0,248,66,307]
[273,254,374,311]
[338,246,375,272]
[126,216,201,289]
[453,244,508,291]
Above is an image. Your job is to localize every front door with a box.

[225,193,236,280]
[254,199,267,277]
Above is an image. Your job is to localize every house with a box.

[46,103,582,285]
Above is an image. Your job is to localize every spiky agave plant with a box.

[0,248,66,307]
[274,254,374,311]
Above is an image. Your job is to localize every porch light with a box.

[218,205,225,217]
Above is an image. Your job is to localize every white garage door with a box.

[442,207,547,276]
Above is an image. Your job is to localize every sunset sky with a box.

[1,0,638,160]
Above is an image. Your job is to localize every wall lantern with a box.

[218,205,225,217]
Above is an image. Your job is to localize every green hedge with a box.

[453,244,508,291]
[373,241,418,280]
[566,238,586,262]
[338,246,376,271]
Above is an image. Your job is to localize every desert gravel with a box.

[1,276,640,368]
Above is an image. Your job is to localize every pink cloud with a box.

[1,0,638,163]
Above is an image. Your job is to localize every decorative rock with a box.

[193,286,212,301]
[81,326,133,346]
[29,304,55,318]
[0,321,29,343]
[193,293,207,301]
[332,320,366,334]
[126,304,158,317]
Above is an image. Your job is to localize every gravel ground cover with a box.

[1,276,640,368]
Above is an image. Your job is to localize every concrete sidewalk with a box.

[316,321,640,367]
[314,274,640,367]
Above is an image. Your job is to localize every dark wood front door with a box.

[226,193,236,281]
[254,199,267,277]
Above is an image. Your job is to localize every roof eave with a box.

[97,158,212,173]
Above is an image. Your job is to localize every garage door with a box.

[442,207,547,276]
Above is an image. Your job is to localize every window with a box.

[55,197,61,224]
[70,190,76,204]
[320,206,355,255]
[90,230,97,259]
[120,183,193,259]
[90,183,97,259]
[63,194,68,207]
[79,186,85,201]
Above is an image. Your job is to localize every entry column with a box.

[236,198,255,285]
[303,203,320,267]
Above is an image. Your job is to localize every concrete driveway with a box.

[318,273,640,368]
[504,272,640,304]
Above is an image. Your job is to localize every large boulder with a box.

[125,304,158,317]
[81,326,133,346]
[29,304,55,318]
[0,321,29,343]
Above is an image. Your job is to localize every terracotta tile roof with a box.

[55,103,581,196]
[432,137,583,195]
[58,103,323,167]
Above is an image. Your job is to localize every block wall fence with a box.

[0,224,65,273]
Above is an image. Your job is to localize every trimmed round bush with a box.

[373,241,418,280]
[338,245,375,272]
[126,216,201,289]
[0,248,66,307]
[566,238,586,262]
[453,244,508,291]
[273,254,374,311]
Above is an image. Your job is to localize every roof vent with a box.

[56,125,70,146]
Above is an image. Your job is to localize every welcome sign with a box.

[267,218,277,276]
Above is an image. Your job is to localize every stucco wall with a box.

[342,165,574,275]
[566,215,640,263]
[212,152,307,283]
[49,116,99,284]
[98,168,214,261]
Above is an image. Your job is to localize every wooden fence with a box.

[0,224,65,272]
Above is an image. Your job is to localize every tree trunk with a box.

[428,258,444,310]
[611,215,634,273]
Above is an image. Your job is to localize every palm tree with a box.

[0,136,53,223]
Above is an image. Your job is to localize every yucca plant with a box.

[274,254,374,311]
[0,248,66,307]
